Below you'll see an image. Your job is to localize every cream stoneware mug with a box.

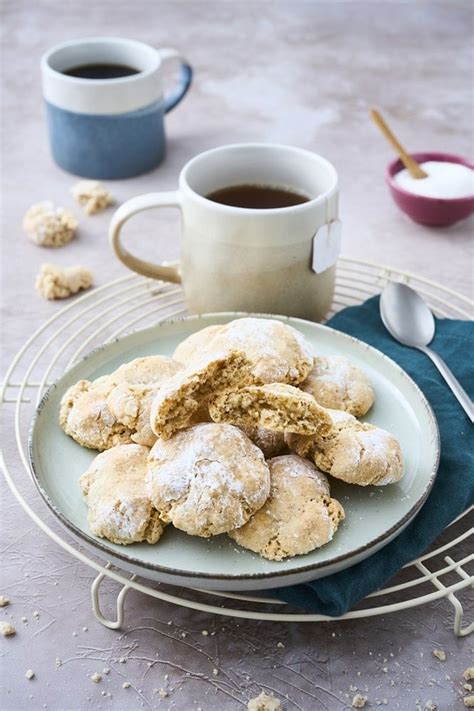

[109,143,341,320]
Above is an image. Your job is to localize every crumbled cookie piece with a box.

[79,444,166,545]
[464,697,474,708]
[0,595,10,607]
[122,682,131,689]
[300,355,375,416]
[210,383,333,437]
[23,201,78,247]
[0,621,16,636]
[351,694,367,709]
[229,455,343,560]
[71,180,113,215]
[25,669,35,680]
[464,669,474,681]
[150,350,255,440]
[158,688,168,698]
[432,648,446,662]
[147,423,270,537]
[424,702,437,711]
[247,691,282,710]
[36,263,93,300]
[90,672,102,683]
[464,684,473,692]
[174,317,314,385]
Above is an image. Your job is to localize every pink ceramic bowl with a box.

[386,152,474,227]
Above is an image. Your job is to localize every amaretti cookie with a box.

[209,383,333,437]
[229,455,344,560]
[146,423,270,537]
[300,355,374,416]
[173,317,314,385]
[241,426,288,459]
[60,356,181,450]
[107,356,182,447]
[150,350,255,440]
[173,324,224,364]
[79,444,165,545]
[287,410,404,486]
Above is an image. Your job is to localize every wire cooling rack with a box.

[1,257,473,632]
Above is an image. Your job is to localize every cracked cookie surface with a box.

[107,356,182,447]
[79,444,165,545]
[146,423,270,537]
[300,355,374,416]
[229,455,344,560]
[287,409,404,486]
[60,356,181,450]
[173,318,313,384]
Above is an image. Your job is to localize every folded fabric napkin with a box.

[270,295,474,616]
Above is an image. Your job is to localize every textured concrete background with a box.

[1,1,473,709]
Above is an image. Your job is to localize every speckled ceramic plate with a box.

[29,313,440,592]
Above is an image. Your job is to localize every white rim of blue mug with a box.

[41,36,161,85]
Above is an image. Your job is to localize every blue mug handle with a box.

[158,48,193,114]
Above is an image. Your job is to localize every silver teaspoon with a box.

[380,281,474,423]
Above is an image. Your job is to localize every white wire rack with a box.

[1,257,473,632]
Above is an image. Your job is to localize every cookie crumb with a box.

[0,596,10,607]
[119,657,126,663]
[464,697,474,708]
[180,632,187,639]
[201,630,209,636]
[158,689,168,699]
[247,691,282,710]
[103,667,110,675]
[424,702,437,710]
[277,642,285,648]
[71,180,113,215]
[0,621,16,636]
[122,682,131,689]
[21,616,28,623]
[33,611,40,619]
[36,264,93,300]
[352,694,367,709]
[465,669,474,681]
[55,658,62,667]
[212,668,219,676]
[23,202,78,247]
[90,673,101,683]
[432,648,446,662]
[465,684,473,692]
[25,669,35,680]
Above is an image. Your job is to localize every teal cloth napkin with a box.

[270,295,474,616]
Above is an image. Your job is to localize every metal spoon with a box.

[380,281,474,422]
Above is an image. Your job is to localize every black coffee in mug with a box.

[63,63,140,79]
[206,184,310,209]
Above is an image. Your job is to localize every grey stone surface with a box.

[0,1,472,710]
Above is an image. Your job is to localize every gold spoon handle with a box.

[370,108,428,179]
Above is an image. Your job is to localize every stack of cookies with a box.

[59,318,404,561]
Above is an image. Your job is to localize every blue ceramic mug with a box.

[41,37,192,179]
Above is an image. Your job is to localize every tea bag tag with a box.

[311,219,342,274]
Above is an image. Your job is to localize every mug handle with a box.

[158,48,193,113]
[109,193,182,283]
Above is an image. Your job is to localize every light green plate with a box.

[29,313,439,592]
